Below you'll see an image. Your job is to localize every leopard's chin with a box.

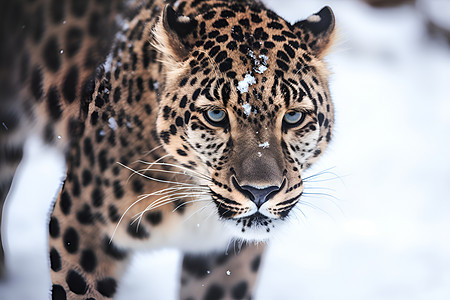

[222,212,286,242]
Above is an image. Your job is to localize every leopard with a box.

[0,0,336,299]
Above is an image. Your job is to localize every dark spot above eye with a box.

[276,59,289,72]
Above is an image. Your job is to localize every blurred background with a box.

[1,0,450,299]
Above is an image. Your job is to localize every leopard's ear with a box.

[152,5,198,69]
[293,6,336,58]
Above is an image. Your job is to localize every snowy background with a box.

[1,0,450,299]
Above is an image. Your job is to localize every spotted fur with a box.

[0,0,335,298]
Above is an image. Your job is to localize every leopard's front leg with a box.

[180,243,266,300]
[49,187,130,300]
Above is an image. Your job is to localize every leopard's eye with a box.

[283,111,305,127]
[204,109,228,126]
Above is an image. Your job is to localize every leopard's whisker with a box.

[302,192,341,203]
[300,192,344,215]
[302,167,347,185]
[136,187,209,204]
[296,200,337,221]
[110,186,207,242]
[172,197,213,213]
[141,191,210,208]
[137,161,212,181]
[144,192,210,212]
[303,186,336,192]
[183,202,215,223]
[126,154,172,183]
[142,144,164,156]
[117,162,199,186]
[134,167,212,182]
[129,191,211,226]
[133,196,211,224]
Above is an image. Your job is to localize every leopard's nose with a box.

[232,177,285,208]
[242,185,280,208]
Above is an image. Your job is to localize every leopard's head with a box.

[153,2,335,241]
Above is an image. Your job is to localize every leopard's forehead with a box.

[187,2,315,78]
[177,2,325,125]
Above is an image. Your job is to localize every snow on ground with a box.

[1,0,450,299]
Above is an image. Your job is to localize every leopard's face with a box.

[155,3,335,241]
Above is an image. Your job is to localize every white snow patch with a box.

[242,102,252,116]
[177,16,190,23]
[257,151,262,157]
[256,64,268,74]
[258,142,270,149]
[173,0,181,8]
[248,51,269,74]
[307,15,321,23]
[153,81,159,91]
[237,73,256,94]
[259,54,268,63]
[108,118,118,131]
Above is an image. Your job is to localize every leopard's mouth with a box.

[235,212,274,233]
